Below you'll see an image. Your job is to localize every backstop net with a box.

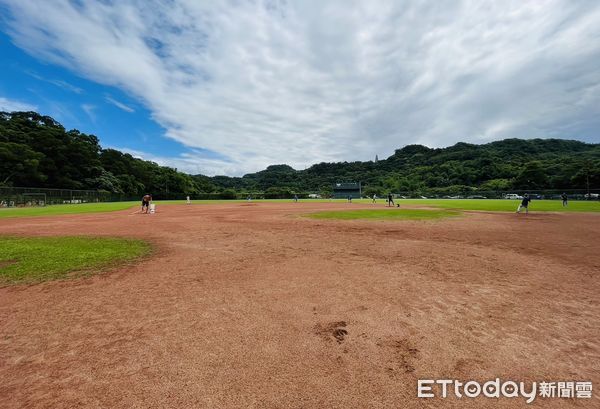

[332,182,362,199]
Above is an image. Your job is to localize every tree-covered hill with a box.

[1,111,598,197]
[205,138,600,196]
[0,111,203,196]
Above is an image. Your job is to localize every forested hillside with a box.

[1,111,598,197]
[0,112,200,196]
[203,139,600,197]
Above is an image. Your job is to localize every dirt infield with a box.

[1,202,599,408]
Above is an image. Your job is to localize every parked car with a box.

[467,195,487,199]
[504,194,523,200]
[584,193,599,199]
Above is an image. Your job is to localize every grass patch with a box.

[307,208,460,220]
[0,236,150,285]
[0,202,140,219]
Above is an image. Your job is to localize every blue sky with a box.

[0,31,190,159]
[0,1,599,176]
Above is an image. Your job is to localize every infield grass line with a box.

[306,208,461,220]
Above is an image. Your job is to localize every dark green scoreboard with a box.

[332,182,362,199]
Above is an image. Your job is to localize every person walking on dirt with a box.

[516,193,531,214]
[141,194,152,214]
[561,192,568,207]
[387,193,394,207]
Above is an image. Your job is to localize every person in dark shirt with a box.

[561,192,568,207]
[141,194,152,214]
[387,193,394,207]
[516,194,531,214]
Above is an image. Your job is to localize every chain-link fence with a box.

[0,187,112,207]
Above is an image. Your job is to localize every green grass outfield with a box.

[366,198,600,212]
[0,236,150,285]
[0,198,598,219]
[0,200,221,218]
[307,208,460,220]
[0,199,358,218]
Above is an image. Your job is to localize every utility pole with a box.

[587,172,590,200]
[583,160,591,200]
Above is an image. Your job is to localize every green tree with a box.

[479,178,512,191]
[0,142,45,186]
[514,161,548,189]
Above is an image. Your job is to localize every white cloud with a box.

[81,103,96,122]
[25,71,84,94]
[0,96,37,112]
[105,95,135,113]
[112,147,242,176]
[1,0,599,175]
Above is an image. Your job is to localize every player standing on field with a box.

[516,193,531,214]
[141,194,152,214]
[387,193,394,207]
[561,192,568,207]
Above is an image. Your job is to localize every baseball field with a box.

[1,200,599,408]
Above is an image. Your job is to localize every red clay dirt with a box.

[1,202,599,408]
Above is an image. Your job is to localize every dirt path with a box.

[1,202,599,408]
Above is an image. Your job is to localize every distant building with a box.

[332,182,362,199]
[375,155,378,162]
